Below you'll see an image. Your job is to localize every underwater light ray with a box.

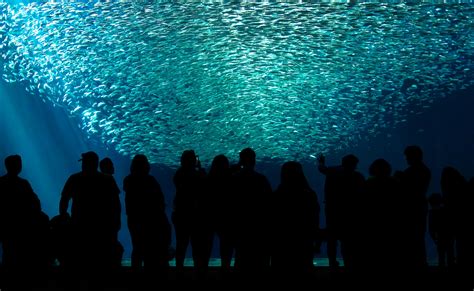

[1,1,473,165]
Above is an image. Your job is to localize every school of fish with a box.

[1,1,473,166]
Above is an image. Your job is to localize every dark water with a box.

[1,0,473,261]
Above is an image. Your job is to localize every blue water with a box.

[1,0,473,262]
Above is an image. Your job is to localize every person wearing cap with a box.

[59,151,121,271]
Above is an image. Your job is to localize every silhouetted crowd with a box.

[0,145,473,280]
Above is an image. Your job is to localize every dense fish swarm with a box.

[1,1,473,166]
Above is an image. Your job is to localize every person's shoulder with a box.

[145,174,160,184]
[299,186,317,198]
[173,167,186,179]
[256,172,272,188]
[16,176,29,183]
[68,172,82,179]
[422,163,431,173]
[62,172,82,187]
[306,187,317,195]
[20,177,36,189]
[254,170,269,180]
[325,165,342,174]
[354,170,365,178]
[101,172,118,184]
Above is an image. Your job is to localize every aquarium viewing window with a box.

[1,0,473,166]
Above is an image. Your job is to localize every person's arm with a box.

[25,180,42,212]
[428,211,437,242]
[153,177,166,213]
[110,177,121,232]
[59,177,72,216]
[313,191,322,254]
[317,153,329,174]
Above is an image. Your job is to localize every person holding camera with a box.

[317,153,365,269]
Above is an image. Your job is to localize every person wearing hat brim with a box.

[59,151,121,271]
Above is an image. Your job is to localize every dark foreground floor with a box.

[0,266,471,290]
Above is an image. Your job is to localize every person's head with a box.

[100,157,115,175]
[4,155,22,176]
[440,166,465,191]
[80,151,99,173]
[280,161,309,189]
[404,145,423,166]
[210,154,230,176]
[130,154,150,176]
[441,166,462,181]
[239,147,256,170]
[180,150,197,169]
[369,158,392,178]
[341,154,359,171]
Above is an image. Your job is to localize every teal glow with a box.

[1,1,473,165]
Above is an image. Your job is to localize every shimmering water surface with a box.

[1,1,473,165]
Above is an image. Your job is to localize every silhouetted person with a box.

[317,153,365,269]
[124,154,170,273]
[99,157,124,268]
[396,145,431,269]
[457,177,474,273]
[360,159,403,271]
[100,157,115,176]
[0,155,50,274]
[50,213,73,268]
[172,150,206,276]
[428,193,451,267]
[233,148,272,278]
[272,161,320,278]
[206,154,236,275]
[440,166,467,268]
[59,151,121,272]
